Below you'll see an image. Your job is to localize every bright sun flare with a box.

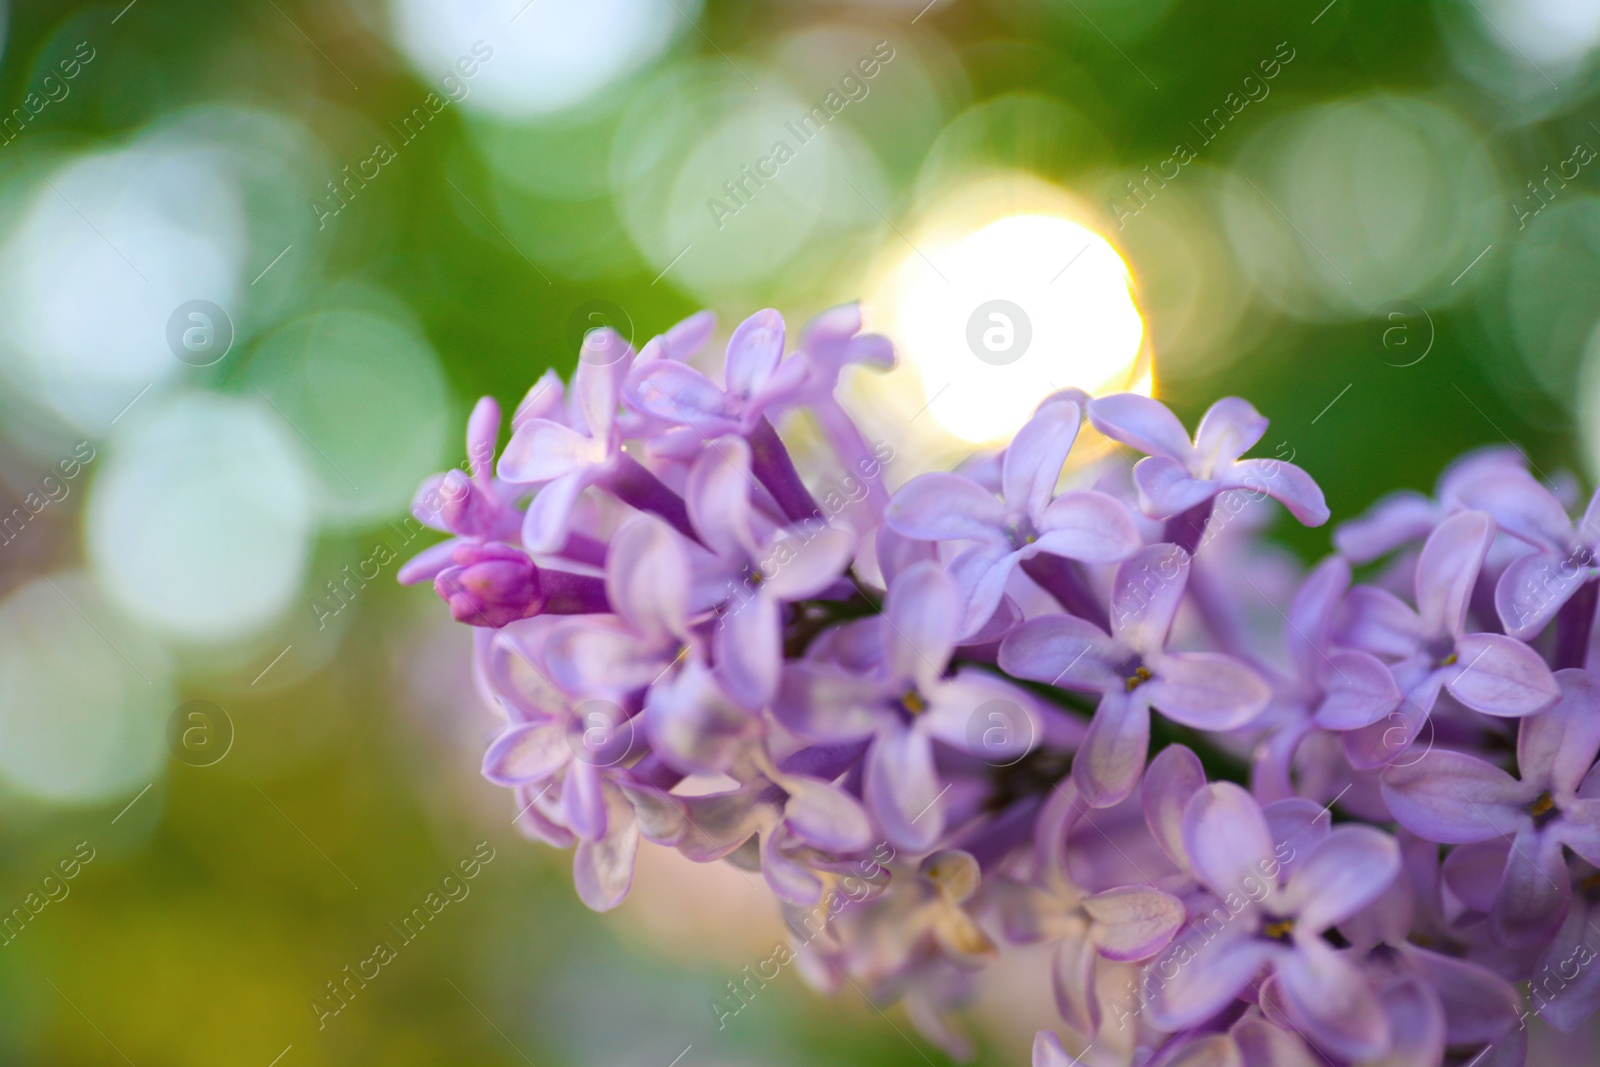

[874,211,1147,444]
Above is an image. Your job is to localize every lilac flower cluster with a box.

[405,305,1600,1066]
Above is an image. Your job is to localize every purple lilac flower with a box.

[1000,543,1270,806]
[775,560,1040,850]
[1382,669,1600,946]
[887,397,1142,636]
[1085,394,1330,549]
[1146,781,1400,1060]
[402,305,1600,1065]
[1335,509,1559,766]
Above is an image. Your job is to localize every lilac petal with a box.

[1262,797,1329,882]
[571,351,624,441]
[947,542,1022,639]
[482,721,570,786]
[627,351,732,422]
[1415,510,1493,637]
[1519,668,1600,794]
[686,435,759,559]
[712,592,781,710]
[627,359,737,434]
[497,419,603,483]
[466,395,501,480]
[397,539,458,585]
[1194,397,1268,471]
[761,827,822,906]
[1454,466,1572,548]
[1380,752,1532,843]
[1074,690,1150,808]
[521,470,589,554]
[660,308,716,358]
[885,472,1006,543]
[646,660,760,775]
[1398,943,1520,1046]
[1036,490,1143,563]
[1496,550,1584,638]
[1333,491,1438,563]
[1491,826,1570,947]
[998,613,1122,692]
[564,759,608,841]
[606,516,689,641]
[1032,1030,1079,1067]
[772,664,889,742]
[922,672,1039,760]
[762,526,855,601]
[1110,543,1191,653]
[1145,651,1271,730]
[1344,687,1436,770]
[674,789,769,861]
[1083,885,1185,960]
[740,347,808,424]
[1446,632,1559,717]
[1143,743,1206,873]
[1287,556,1349,677]
[1147,925,1273,1030]
[620,782,687,846]
[1533,902,1600,1032]
[781,774,871,852]
[1370,976,1444,1067]
[1225,459,1330,527]
[479,627,567,721]
[1002,399,1081,524]
[514,782,573,847]
[512,370,564,429]
[1133,455,1217,520]
[1086,393,1194,462]
[1556,800,1600,866]
[1440,839,1506,915]
[1183,781,1275,898]
[1231,1016,1321,1067]
[1284,826,1399,932]
[572,784,638,911]
[1161,1036,1242,1067]
[1274,937,1389,1060]
[865,724,942,851]
[885,560,961,684]
[1051,925,1099,1037]
[1334,586,1423,659]
[724,309,785,398]
[1313,650,1402,730]
[546,621,666,697]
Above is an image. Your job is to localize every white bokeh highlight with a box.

[0,144,248,431]
[390,0,693,118]
[87,392,315,644]
[0,573,171,805]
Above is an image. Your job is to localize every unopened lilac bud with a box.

[434,542,543,627]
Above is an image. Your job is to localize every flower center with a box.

[902,688,928,715]
[1005,520,1039,552]
[1262,918,1295,942]
[1528,790,1559,828]
[1125,666,1153,692]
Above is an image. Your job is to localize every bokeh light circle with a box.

[0,573,171,804]
[87,392,315,643]
[245,309,450,528]
[390,0,694,118]
[0,144,248,430]
[1225,95,1501,319]
[867,188,1145,445]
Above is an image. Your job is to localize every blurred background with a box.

[0,0,1597,1063]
